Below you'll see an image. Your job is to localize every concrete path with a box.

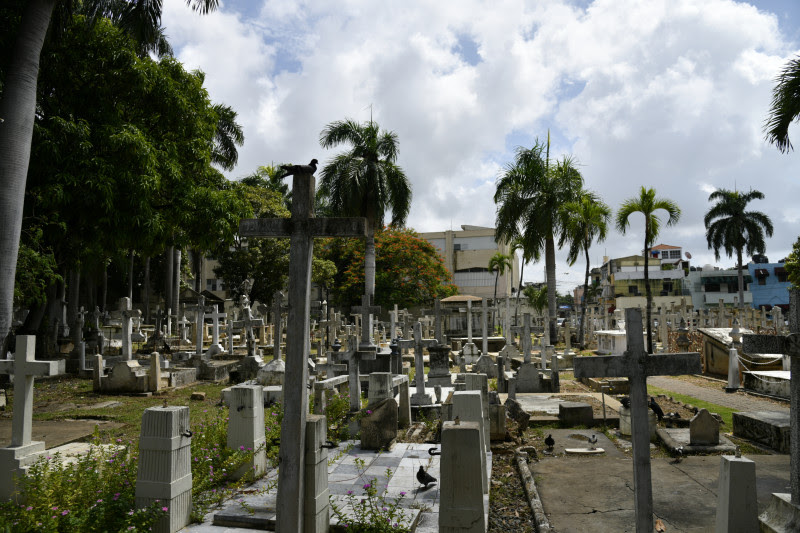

[0,419,124,448]
[648,376,789,413]
[533,455,790,532]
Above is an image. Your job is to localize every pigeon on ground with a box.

[619,396,631,409]
[588,434,598,450]
[416,466,437,488]
[544,434,555,451]
[670,446,684,464]
[649,397,664,421]
[280,159,318,176]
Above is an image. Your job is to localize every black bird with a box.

[619,396,630,409]
[649,397,664,421]
[428,447,441,456]
[544,434,555,451]
[280,159,318,176]
[588,434,598,449]
[416,466,437,488]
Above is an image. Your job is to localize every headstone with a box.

[0,336,62,500]
[689,408,720,446]
[359,398,398,450]
[238,164,366,532]
[206,304,227,356]
[399,322,438,405]
[351,294,381,355]
[573,308,701,533]
[135,406,192,533]
[439,420,486,532]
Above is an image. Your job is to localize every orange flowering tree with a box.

[318,226,457,309]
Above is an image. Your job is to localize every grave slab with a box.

[655,428,736,454]
[733,411,790,453]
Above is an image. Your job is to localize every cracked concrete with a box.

[532,455,789,532]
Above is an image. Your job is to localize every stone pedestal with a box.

[0,441,46,500]
[304,414,330,533]
[439,421,487,533]
[427,344,453,386]
[451,391,487,494]
[227,385,267,480]
[715,455,758,533]
[136,406,192,533]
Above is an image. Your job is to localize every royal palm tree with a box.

[495,137,583,342]
[488,252,512,332]
[765,55,800,152]
[318,118,412,301]
[704,188,773,309]
[511,237,537,327]
[0,0,220,354]
[562,190,611,349]
[616,186,681,353]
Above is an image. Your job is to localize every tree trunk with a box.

[144,256,151,322]
[67,268,80,329]
[644,231,653,353]
[737,248,744,310]
[545,236,557,342]
[173,247,181,326]
[579,243,590,349]
[364,223,376,301]
[0,0,57,355]
[515,259,525,328]
[102,263,108,311]
[128,250,135,301]
[165,246,174,312]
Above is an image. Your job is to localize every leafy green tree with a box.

[786,236,800,288]
[765,55,800,153]
[562,190,611,348]
[495,136,583,342]
[318,119,412,303]
[0,0,220,355]
[704,188,774,309]
[524,285,548,315]
[616,186,681,353]
[488,252,512,307]
[318,227,457,310]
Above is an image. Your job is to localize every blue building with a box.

[747,262,790,310]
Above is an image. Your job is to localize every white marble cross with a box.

[573,308,701,533]
[351,293,381,353]
[399,321,438,405]
[207,304,227,348]
[0,336,61,447]
[743,288,800,504]
[511,313,533,364]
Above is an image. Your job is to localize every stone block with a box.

[257,358,285,386]
[689,408,719,446]
[190,392,206,401]
[715,455,758,533]
[304,414,329,533]
[136,406,192,533]
[367,372,393,408]
[473,355,497,378]
[0,441,46,500]
[732,411,790,453]
[619,406,657,439]
[758,493,800,533]
[489,404,507,441]
[359,398,398,450]
[451,391,487,494]
[227,385,266,480]
[515,363,541,393]
[558,401,593,427]
[439,421,486,533]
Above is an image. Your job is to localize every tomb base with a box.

[0,442,47,500]
[411,392,434,406]
[759,493,800,533]
[515,363,542,393]
[426,374,454,387]
[732,411,790,453]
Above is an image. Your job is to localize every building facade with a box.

[419,225,519,301]
[599,254,688,312]
[748,262,790,310]
[685,267,753,309]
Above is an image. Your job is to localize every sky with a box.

[162,0,800,294]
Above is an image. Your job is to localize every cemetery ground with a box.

[0,367,791,532]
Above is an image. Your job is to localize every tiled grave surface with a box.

[183,441,492,532]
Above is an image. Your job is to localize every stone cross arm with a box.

[742,333,800,357]
[573,351,702,379]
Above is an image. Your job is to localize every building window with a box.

[705,283,720,292]
[776,267,788,283]
[668,250,681,259]
[628,286,638,294]
[758,277,766,286]
[206,279,222,291]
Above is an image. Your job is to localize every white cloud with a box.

[162,0,800,289]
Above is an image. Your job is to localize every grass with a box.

[646,384,737,428]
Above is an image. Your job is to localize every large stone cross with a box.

[207,304,227,350]
[399,321,438,405]
[0,336,61,447]
[238,165,366,532]
[511,313,533,364]
[422,299,447,344]
[191,295,209,356]
[233,305,264,357]
[351,293,381,353]
[743,288,800,504]
[573,308,701,533]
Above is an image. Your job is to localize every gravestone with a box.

[120,297,133,360]
[233,303,264,358]
[239,162,366,532]
[689,408,720,446]
[0,336,62,500]
[474,299,496,377]
[742,288,800,529]
[399,322,438,405]
[206,304,226,356]
[574,308,701,533]
[460,300,480,363]
[227,385,266,479]
[515,313,541,393]
[352,293,381,355]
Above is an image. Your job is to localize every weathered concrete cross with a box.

[239,165,366,532]
[399,321,438,405]
[232,304,264,357]
[743,288,800,504]
[351,293,381,353]
[207,304,227,352]
[272,290,286,361]
[573,308,701,533]
[422,299,448,344]
[511,313,533,364]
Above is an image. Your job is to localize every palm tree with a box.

[0,0,220,354]
[524,284,548,316]
[562,190,611,349]
[511,237,537,327]
[704,188,773,309]
[495,137,583,342]
[616,186,681,353]
[488,252,512,332]
[765,55,800,152]
[318,118,412,301]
